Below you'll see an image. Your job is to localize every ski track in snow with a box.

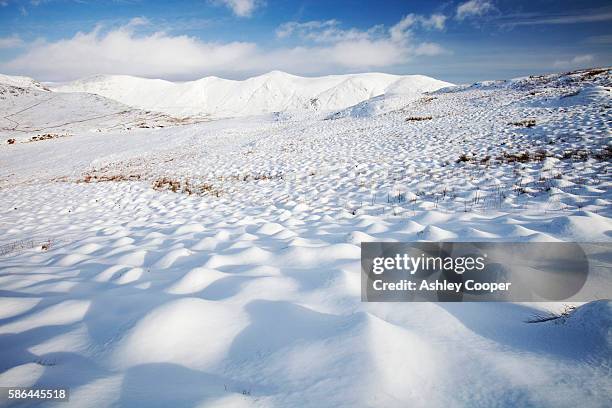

[0,69,611,407]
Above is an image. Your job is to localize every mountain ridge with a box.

[49,71,453,118]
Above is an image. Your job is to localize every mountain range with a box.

[49,71,452,118]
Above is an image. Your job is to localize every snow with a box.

[51,71,452,118]
[0,73,49,91]
[0,77,206,143]
[0,67,611,407]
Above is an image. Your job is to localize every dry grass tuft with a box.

[28,133,70,143]
[79,174,142,183]
[152,177,222,197]
[509,119,536,128]
[406,116,433,122]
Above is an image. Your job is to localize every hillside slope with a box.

[0,74,202,140]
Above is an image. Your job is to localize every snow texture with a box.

[0,68,611,407]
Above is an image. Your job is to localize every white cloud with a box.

[280,13,446,45]
[1,22,256,80]
[275,15,447,71]
[125,16,150,28]
[553,54,595,68]
[388,13,446,43]
[456,0,494,20]
[389,14,418,43]
[213,0,262,17]
[276,20,382,43]
[421,14,447,30]
[1,16,448,81]
[414,42,447,56]
[0,35,24,49]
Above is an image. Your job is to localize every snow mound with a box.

[563,300,612,341]
[113,298,248,370]
[547,211,612,241]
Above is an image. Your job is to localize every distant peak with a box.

[256,70,298,79]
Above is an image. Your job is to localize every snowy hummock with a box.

[0,68,611,407]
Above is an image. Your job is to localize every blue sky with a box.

[0,0,610,83]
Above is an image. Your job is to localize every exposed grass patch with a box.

[498,151,535,163]
[152,177,222,197]
[219,173,284,182]
[419,96,437,103]
[578,67,609,80]
[406,116,433,122]
[27,133,71,143]
[0,238,54,256]
[562,146,612,161]
[79,174,142,183]
[509,119,536,128]
[456,153,473,163]
[457,149,552,165]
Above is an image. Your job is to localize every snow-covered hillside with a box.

[0,73,49,91]
[51,71,452,118]
[0,68,611,407]
[0,74,204,140]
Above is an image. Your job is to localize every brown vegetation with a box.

[79,174,142,183]
[509,119,536,128]
[152,177,222,197]
[27,133,70,142]
[0,238,54,256]
[406,116,433,122]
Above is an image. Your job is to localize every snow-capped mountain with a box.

[0,73,50,91]
[0,74,200,136]
[51,71,452,118]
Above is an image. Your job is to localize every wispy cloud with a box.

[389,13,447,39]
[586,34,612,44]
[422,14,447,30]
[212,0,263,17]
[0,35,24,49]
[504,8,612,26]
[276,20,381,43]
[553,54,594,69]
[278,13,446,45]
[456,0,494,20]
